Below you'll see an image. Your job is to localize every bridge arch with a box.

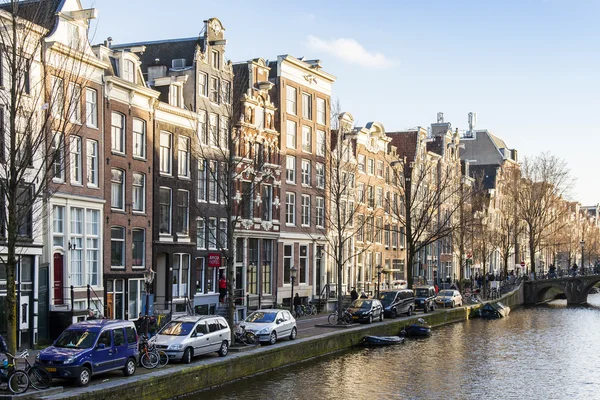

[525,275,600,305]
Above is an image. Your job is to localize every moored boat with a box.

[479,302,510,319]
[361,335,405,346]
[403,318,431,337]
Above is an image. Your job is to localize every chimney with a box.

[107,37,113,48]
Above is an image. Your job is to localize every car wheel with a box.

[183,347,193,364]
[407,307,413,316]
[423,305,428,313]
[289,326,297,340]
[451,301,455,308]
[391,309,397,318]
[123,358,136,377]
[379,311,384,322]
[218,341,229,357]
[431,303,435,312]
[269,331,277,345]
[77,366,91,387]
[368,314,373,324]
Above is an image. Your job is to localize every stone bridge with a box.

[524,275,600,305]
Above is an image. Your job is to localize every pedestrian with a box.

[219,273,227,302]
[350,287,358,302]
[87,309,97,320]
[434,284,439,294]
[293,293,302,316]
[360,291,368,299]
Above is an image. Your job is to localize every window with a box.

[208,218,217,249]
[178,136,190,178]
[53,205,64,247]
[177,190,189,235]
[208,161,218,202]
[85,209,99,285]
[123,59,135,83]
[375,217,383,243]
[172,254,190,298]
[132,229,145,268]
[301,195,310,226]
[384,224,390,247]
[198,111,207,144]
[286,121,296,149]
[170,84,182,107]
[198,72,207,97]
[220,117,229,148]
[317,98,326,125]
[68,83,81,124]
[316,197,324,227]
[358,155,365,173]
[132,173,145,212]
[302,125,312,153]
[86,140,98,187]
[198,159,206,201]
[52,132,64,181]
[241,181,253,219]
[299,245,308,284]
[222,80,231,104]
[316,163,325,189]
[286,86,297,115]
[111,169,124,210]
[286,192,295,225]
[85,88,97,128]
[51,76,64,118]
[209,113,218,146]
[196,218,205,249]
[70,136,82,184]
[286,156,296,183]
[70,207,83,285]
[262,185,272,221]
[367,158,375,175]
[159,131,172,174]
[133,118,146,158]
[210,77,219,103]
[262,240,273,294]
[376,161,384,177]
[219,219,227,249]
[284,245,293,283]
[111,112,125,153]
[317,130,326,157]
[392,226,398,248]
[302,93,312,119]
[376,187,383,208]
[367,185,374,208]
[301,160,311,186]
[356,214,364,242]
[159,188,171,234]
[211,50,220,69]
[111,227,125,268]
[357,182,364,203]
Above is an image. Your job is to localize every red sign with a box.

[520,261,525,267]
[208,253,221,268]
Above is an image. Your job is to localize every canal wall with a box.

[40,286,524,400]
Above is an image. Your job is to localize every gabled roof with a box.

[460,130,514,166]
[0,0,63,31]
[112,37,203,72]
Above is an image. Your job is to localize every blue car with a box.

[35,319,139,386]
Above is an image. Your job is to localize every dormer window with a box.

[123,59,135,83]
[211,50,220,69]
[172,59,186,69]
[170,84,182,108]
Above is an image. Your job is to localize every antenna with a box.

[437,112,444,123]
[467,112,477,137]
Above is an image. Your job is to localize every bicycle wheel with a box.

[27,366,52,390]
[140,352,159,369]
[244,332,259,345]
[8,370,29,394]
[310,305,318,315]
[157,351,169,368]
[343,313,353,324]
[328,313,337,325]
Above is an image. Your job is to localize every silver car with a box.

[152,315,231,363]
[242,309,297,345]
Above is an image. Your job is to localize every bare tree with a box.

[0,0,92,355]
[495,166,524,277]
[517,153,573,279]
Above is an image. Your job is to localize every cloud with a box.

[307,35,394,69]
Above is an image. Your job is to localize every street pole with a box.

[290,265,297,313]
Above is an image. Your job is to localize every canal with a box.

[194,293,600,400]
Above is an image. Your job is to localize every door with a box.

[53,253,64,305]
[38,265,49,342]
[276,311,291,337]
[192,321,211,355]
[112,328,128,369]
[207,319,222,351]
[94,330,114,372]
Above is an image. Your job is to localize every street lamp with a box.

[580,240,585,275]
[376,265,383,298]
[143,268,155,337]
[290,265,297,312]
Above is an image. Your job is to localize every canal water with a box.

[193,294,600,400]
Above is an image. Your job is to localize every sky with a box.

[83,0,600,205]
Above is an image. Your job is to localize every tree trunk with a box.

[336,237,344,325]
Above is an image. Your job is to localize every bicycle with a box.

[0,359,29,394]
[6,351,52,390]
[234,325,259,346]
[328,309,353,325]
[139,335,167,369]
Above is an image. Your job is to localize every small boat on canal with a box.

[402,318,431,338]
[361,335,405,346]
[479,302,510,319]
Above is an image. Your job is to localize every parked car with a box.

[435,290,463,308]
[414,285,437,313]
[242,310,297,345]
[35,319,139,387]
[379,289,415,317]
[152,315,231,363]
[347,299,384,323]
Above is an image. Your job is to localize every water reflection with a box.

[195,294,600,400]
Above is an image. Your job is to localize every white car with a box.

[435,290,463,308]
[241,309,297,345]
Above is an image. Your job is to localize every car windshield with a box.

[245,312,276,323]
[379,292,397,302]
[159,321,195,336]
[415,289,429,297]
[439,290,453,297]
[54,330,98,349]
[353,300,372,309]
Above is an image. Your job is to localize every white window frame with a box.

[111,112,125,154]
[178,136,190,178]
[316,162,325,189]
[52,205,64,248]
[132,172,145,213]
[286,192,296,225]
[286,120,296,149]
[123,59,135,83]
[111,226,125,269]
[70,136,82,184]
[160,131,172,175]
[301,159,311,186]
[302,92,312,120]
[286,86,297,115]
[159,187,172,235]
[68,83,81,124]
[131,228,145,268]
[208,217,217,250]
[86,140,98,187]
[316,197,324,228]
[196,218,206,249]
[316,97,326,125]
[301,195,310,226]
[286,156,296,184]
[302,125,312,153]
[177,189,189,236]
[111,169,125,211]
[198,72,207,97]
[52,132,64,182]
[133,118,146,159]
[85,88,97,128]
[317,130,326,157]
